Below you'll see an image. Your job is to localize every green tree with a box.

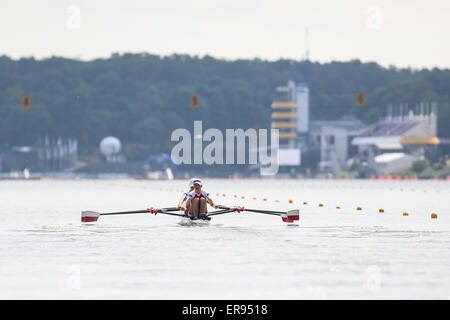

[412,159,430,173]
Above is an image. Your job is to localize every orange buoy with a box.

[379,208,384,213]
[431,213,438,219]
[303,201,308,205]
[319,203,324,207]
[289,199,293,204]
[356,206,362,211]
[403,212,409,216]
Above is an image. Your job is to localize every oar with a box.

[156,209,186,217]
[81,207,184,222]
[249,208,300,223]
[217,205,299,223]
[207,208,238,216]
[160,207,182,212]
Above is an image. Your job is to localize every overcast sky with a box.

[1,0,449,69]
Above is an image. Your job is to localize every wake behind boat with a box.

[178,214,211,226]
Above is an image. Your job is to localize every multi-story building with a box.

[269,80,309,168]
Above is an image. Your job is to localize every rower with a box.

[187,179,217,220]
[177,178,196,215]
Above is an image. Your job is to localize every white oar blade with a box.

[81,211,100,223]
[281,209,299,223]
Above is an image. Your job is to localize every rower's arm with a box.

[177,195,187,209]
[206,197,218,209]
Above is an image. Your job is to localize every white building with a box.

[309,116,368,174]
[374,153,418,173]
[351,102,439,175]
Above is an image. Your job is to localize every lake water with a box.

[1,178,449,299]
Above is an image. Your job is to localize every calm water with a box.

[0,178,449,299]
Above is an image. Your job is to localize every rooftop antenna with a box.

[305,26,310,62]
[302,26,310,83]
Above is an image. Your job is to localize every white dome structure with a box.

[99,136,121,156]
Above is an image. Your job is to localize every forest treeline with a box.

[0,53,449,160]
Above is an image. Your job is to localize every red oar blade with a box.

[281,209,299,223]
[81,211,100,222]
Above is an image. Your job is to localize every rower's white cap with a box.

[189,177,201,187]
[192,178,202,186]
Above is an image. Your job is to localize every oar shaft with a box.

[217,205,282,216]
[99,207,182,217]
[100,210,149,216]
[207,209,235,216]
[157,210,185,217]
[243,209,281,216]
[162,207,182,212]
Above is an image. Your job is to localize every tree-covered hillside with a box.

[0,54,449,160]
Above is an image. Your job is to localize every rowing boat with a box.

[81,206,299,224]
